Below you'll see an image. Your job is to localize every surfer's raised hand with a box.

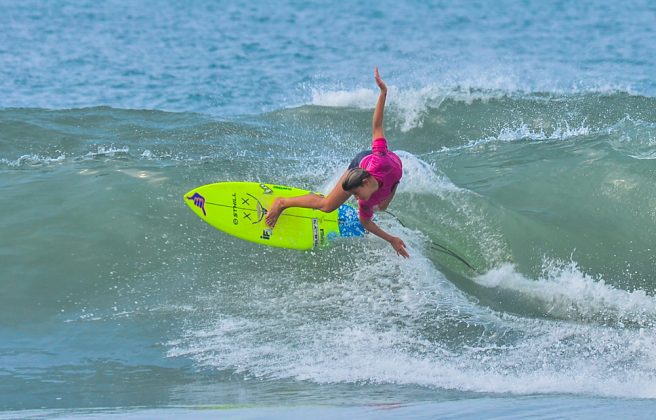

[375,67,387,93]
[372,67,387,140]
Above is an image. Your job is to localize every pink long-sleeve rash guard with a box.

[356,137,403,220]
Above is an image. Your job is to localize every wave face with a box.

[1,90,655,410]
[2,0,656,414]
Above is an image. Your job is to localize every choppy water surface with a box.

[2,0,656,417]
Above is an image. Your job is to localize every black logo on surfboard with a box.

[261,229,272,240]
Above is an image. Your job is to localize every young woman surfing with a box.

[265,68,408,258]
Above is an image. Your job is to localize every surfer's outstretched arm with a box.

[265,171,351,228]
[372,67,387,140]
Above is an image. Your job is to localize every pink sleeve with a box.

[371,137,388,155]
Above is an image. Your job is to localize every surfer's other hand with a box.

[389,236,409,258]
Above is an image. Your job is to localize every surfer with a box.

[266,67,408,258]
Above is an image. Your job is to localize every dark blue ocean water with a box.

[2,0,655,115]
[2,0,656,418]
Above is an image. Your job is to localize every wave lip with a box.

[307,85,649,136]
[0,153,67,167]
[0,147,132,168]
[474,261,656,327]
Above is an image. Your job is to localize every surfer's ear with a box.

[342,168,371,191]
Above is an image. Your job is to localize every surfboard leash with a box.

[382,210,480,274]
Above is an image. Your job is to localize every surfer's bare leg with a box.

[265,171,351,227]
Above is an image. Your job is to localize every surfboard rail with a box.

[184,181,364,250]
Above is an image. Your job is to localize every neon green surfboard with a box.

[183,182,365,250]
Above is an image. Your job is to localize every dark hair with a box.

[342,168,371,191]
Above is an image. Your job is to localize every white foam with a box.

[395,151,461,196]
[474,260,656,326]
[444,121,592,154]
[284,321,656,399]
[311,87,377,109]
[0,146,168,168]
[167,241,656,399]
[317,166,344,195]
[307,80,629,137]
[389,85,447,132]
[85,146,130,158]
[310,84,497,132]
[497,121,591,142]
[0,153,66,167]
[607,116,656,160]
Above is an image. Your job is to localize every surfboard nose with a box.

[184,190,207,216]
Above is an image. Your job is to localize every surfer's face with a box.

[351,178,378,200]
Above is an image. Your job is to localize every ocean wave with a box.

[308,85,650,136]
[0,153,67,167]
[395,151,461,195]
[166,241,656,399]
[1,146,135,168]
[84,146,131,159]
[474,260,656,327]
[606,116,656,160]
[438,121,594,154]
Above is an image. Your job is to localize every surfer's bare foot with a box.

[265,198,285,227]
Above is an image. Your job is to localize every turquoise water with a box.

[2,0,656,418]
